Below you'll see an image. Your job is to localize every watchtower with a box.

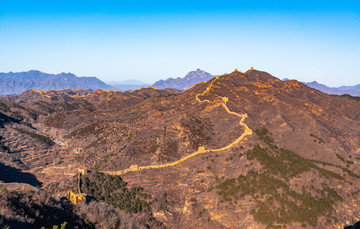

[77,169,88,175]
[65,190,87,205]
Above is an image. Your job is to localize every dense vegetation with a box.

[254,127,275,147]
[214,127,345,228]
[81,172,152,214]
[247,145,343,180]
[14,128,55,146]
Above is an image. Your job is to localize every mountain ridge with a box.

[0,70,111,95]
[303,81,360,96]
[3,69,359,97]
[283,78,360,96]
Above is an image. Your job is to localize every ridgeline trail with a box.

[98,69,253,176]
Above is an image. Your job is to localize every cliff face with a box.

[0,69,359,228]
[0,70,111,94]
[153,69,213,90]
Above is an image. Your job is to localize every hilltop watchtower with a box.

[77,169,88,175]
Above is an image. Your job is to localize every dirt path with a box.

[101,73,253,176]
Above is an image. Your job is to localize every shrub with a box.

[255,127,277,149]
[310,133,324,143]
[1,187,9,193]
[336,153,345,162]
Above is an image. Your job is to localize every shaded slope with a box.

[0,163,42,187]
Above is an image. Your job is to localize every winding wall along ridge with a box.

[99,69,253,176]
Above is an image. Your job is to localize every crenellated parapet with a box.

[233,67,254,74]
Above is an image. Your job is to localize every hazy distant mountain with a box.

[283,78,360,96]
[107,80,149,85]
[304,81,360,96]
[153,69,213,90]
[0,70,111,95]
[106,80,150,91]
[111,84,151,91]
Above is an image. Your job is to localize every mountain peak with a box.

[153,69,213,90]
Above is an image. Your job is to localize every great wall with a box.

[66,68,254,204]
[99,68,253,175]
[65,169,87,204]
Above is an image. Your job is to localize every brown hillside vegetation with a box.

[0,69,359,228]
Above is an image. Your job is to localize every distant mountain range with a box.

[0,69,214,95]
[304,81,360,96]
[154,71,360,96]
[106,80,150,91]
[0,70,111,95]
[153,69,213,90]
[283,78,360,96]
[1,70,359,97]
[107,79,149,85]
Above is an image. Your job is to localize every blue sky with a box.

[0,0,359,86]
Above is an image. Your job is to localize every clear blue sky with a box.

[0,0,359,86]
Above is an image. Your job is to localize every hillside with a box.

[153,69,213,90]
[0,70,111,95]
[0,69,359,228]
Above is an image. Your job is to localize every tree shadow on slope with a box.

[0,162,42,187]
[0,111,21,128]
[345,221,360,229]
[0,191,83,229]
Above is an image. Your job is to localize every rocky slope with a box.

[0,70,111,95]
[0,69,359,228]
